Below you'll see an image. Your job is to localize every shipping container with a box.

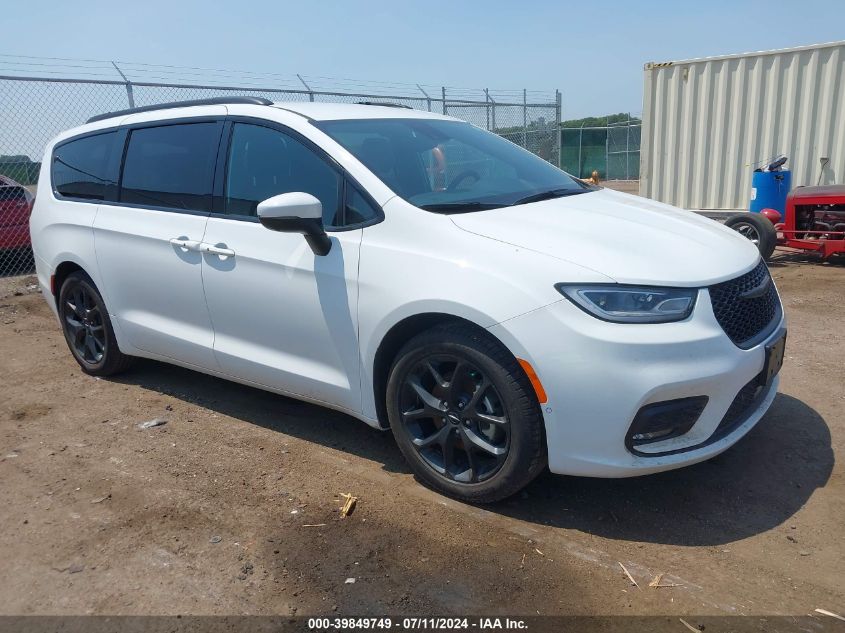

[640,41,845,210]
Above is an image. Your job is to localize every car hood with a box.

[448,188,759,286]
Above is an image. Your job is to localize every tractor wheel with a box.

[725,213,777,260]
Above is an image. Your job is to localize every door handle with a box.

[169,238,203,252]
[200,243,236,258]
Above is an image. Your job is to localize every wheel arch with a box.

[50,257,135,357]
[49,253,111,308]
[52,260,84,301]
[370,312,514,429]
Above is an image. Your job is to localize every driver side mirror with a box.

[257,192,332,256]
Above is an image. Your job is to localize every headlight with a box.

[555,284,697,323]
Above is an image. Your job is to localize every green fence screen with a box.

[560,123,640,180]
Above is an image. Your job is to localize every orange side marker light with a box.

[517,358,548,404]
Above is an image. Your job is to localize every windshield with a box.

[314,118,592,212]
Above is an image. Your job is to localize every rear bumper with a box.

[489,289,784,477]
[33,253,58,319]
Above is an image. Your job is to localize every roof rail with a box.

[356,101,413,109]
[86,96,273,124]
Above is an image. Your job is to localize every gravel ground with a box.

[598,180,640,195]
[0,252,842,619]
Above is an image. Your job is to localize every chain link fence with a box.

[560,118,640,181]
[0,71,560,278]
[607,120,641,181]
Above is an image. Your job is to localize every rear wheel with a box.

[58,271,134,376]
[725,213,777,260]
[386,323,546,503]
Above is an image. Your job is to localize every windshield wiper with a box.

[418,201,504,214]
[419,188,590,213]
[509,188,589,206]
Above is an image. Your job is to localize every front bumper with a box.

[489,288,784,477]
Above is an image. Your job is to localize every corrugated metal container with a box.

[640,41,845,209]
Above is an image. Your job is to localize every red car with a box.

[0,174,34,252]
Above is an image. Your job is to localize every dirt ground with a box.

[599,180,640,196]
[0,252,843,620]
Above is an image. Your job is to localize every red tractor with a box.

[725,185,845,260]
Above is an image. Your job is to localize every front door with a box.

[201,121,378,412]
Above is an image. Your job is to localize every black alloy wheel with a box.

[398,354,510,483]
[58,271,134,376]
[62,282,107,364]
[387,322,547,503]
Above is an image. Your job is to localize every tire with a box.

[386,322,547,503]
[58,271,135,376]
[725,213,777,260]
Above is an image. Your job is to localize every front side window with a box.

[225,123,341,227]
[315,118,591,212]
[52,132,117,200]
[345,186,380,225]
[120,122,220,212]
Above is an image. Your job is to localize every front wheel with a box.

[58,271,135,376]
[725,213,777,260]
[386,323,547,503]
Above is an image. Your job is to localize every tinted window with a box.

[0,186,27,202]
[345,186,380,225]
[120,123,219,212]
[225,123,341,227]
[53,132,117,200]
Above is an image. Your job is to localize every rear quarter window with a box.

[52,132,118,201]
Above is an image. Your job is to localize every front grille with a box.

[709,260,780,348]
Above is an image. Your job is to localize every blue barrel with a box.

[750,170,791,214]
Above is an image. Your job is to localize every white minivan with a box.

[30,97,786,502]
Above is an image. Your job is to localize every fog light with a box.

[625,396,708,453]
[631,428,675,442]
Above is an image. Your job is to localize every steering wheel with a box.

[446,169,481,192]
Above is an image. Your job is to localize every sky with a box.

[2,0,845,120]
